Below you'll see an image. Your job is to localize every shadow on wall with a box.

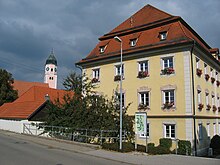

[192,124,210,156]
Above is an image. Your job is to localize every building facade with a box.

[76,5,220,155]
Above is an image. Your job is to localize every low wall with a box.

[0,119,39,134]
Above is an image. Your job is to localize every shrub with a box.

[159,138,172,149]
[177,140,191,155]
[101,142,134,152]
[210,135,220,155]
[148,146,170,155]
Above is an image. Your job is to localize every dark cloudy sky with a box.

[0,0,219,89]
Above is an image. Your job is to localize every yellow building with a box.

[76,5,220,156]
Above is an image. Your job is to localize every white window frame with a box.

[115,64,124,76]
[164,124,176,139]
[162,57,173,69]
[139,92,150,106]
[212,95,215,107]
[130,39,137,47]
[138,61,148,72]
[207,123,210,137]
[218,122,220,135]
[163,90,175,104]
[196,58,200,69]
[213,123,216,135]
[210,68,213,77]
[204,63,207,74]
[92,68,100,80]
[197,90,201,104]
[198,123,203,140]
[160,32,167,40]
[206,92,209,106]
[116,92,125,108]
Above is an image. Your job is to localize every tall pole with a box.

[114,36,123,151]
[119,40,123,151]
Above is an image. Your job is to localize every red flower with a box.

[198,103,204,110]
[205,74,210,81]
[161,67,175,75]
[137,71,149,78]
[114,75,121,81]
[196,69,202,77]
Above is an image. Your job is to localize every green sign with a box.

[135,112,146,134]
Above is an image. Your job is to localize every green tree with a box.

[45,72,134,140]
[0,69,18,106]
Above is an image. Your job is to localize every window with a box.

[163,90,175,105]
[116,92,125,108]
[161,57,174,75]
[207,123,210,137]
[51,68,53,72]
[130,39,137,47]
[206,92,209,106]
[139,123,150,138]
[197,90,201,104]
[210,68,213,77]
[196,58,200,69]
[92,69,100,83]
[212,95,215,107]
[218,122,220,135]
[213,123,217,135]
[100,46,105,53]
[160,32,167,40]
[198,123,203,140]
[138,61,149,78]
[164,124,175,139]
[204,63,207,74]
[115,64,124,76]
[139,92,149,106]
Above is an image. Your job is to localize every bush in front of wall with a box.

[159,138,172,149]
[177,140,191,155]
[101,142,134,152]
[210,135,220,155]
[148,146,171,155]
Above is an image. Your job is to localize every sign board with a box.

[135,112,147,134]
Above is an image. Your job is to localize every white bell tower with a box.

[44,50,57,89]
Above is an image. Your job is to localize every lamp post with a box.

[114,36,123,150]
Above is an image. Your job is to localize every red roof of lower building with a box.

[0,81,71,120]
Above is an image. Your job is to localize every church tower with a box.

[44,50,57,89]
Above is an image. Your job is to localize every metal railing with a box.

[23,123,130,145]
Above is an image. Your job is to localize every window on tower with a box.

[51,68,53,72]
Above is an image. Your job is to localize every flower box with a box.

[198,103,204,110]
[213,105,217,112]
[205,74,210,81]
[161,67,175,75]
[216,80,220,87]
[162,102,174,109]
[211,77,215,84]
[138,104,149,110]
[206,104,211,110]
[114,75,121,81]
[137,71,149,78]
[91,77,99,83]
[196,69,202,77]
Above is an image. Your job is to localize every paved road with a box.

[0,133,125,165]
[0,130,219,165]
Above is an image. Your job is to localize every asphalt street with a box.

[0,132,124,165]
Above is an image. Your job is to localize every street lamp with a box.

[114,36,123,150]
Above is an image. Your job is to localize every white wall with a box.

[0,119,39,134]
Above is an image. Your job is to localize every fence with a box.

[23,123,129,145]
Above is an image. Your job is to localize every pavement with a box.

[1,130,220,165]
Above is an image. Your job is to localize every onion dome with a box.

[45,50,57,66]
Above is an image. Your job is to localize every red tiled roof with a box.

[0,82,71,120]
[77,4,217,66]
[13,80,49,97]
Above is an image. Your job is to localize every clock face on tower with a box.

[46,67,49,71]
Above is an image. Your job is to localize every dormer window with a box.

[130,39,137,47]
[100,46,105,54]
[159,31,167,40]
